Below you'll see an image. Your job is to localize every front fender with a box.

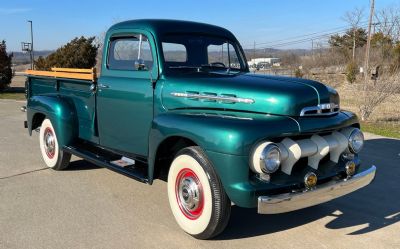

[150,112,301,155]
[27,95,78,147]
[148,111,300,182]
[148,111,360,205]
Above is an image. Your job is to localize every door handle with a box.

[98,83,110,89]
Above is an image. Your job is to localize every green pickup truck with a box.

[25,19,376,239]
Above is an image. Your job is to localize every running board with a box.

[63,145,149,183]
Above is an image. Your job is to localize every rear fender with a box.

[27,95,78,147]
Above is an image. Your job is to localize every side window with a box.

[108,34,153,71]
[207,43,240,69]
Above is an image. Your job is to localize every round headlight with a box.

[260,144,281,173]
[348,128,364,154]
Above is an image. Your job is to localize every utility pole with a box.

[253,41,256,60]
[352,28,356,61]
[364,0,375,83]
[28,20,34,69]
[311,39,314,59]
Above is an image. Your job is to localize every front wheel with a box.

[167,146,231,239]
[39,118,71,170]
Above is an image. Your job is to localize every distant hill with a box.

[243,48,311,60]
[12,50,54,65]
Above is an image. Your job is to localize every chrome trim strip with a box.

[170,92,255,104]
[300,103,340,116]
[258,165,376,214]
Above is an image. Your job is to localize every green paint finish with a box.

[97,28,158,155]
[27,95,78,146]
[26,19,362,208]
[149,111,301,156]
[58,79,97,142]
[160,73,323,117]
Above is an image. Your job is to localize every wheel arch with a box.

[31,112,46,133]
[150,135,198,183]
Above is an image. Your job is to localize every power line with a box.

[260,31,349,48]
[243,26,366,49]
[241,21,370,48]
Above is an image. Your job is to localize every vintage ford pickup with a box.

[25,19,376,239]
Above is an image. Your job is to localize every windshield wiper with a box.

[168,66,202,70]
[200,64,226,70]
[200,64,242,74]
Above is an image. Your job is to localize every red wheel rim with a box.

[175,168,204,220]
[43,127,55,159]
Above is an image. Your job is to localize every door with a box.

[97,30,158,156]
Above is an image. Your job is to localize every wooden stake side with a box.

[51,67,94,73]
[26,68,97,82]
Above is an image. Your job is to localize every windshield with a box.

[161,33,247,74]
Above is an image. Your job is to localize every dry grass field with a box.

[338,85,400,138]
[306,72,400,138]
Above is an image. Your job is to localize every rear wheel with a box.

[167,146,231,239]
[39,118,71,170]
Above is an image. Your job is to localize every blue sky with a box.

[1,0,398,52]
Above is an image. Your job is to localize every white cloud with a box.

[0,8,32,14]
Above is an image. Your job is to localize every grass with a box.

[0,92,26,100]
[361,122,400,139]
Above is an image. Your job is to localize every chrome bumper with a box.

[258,165,376,214]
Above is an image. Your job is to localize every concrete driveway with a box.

[0,99,399,249]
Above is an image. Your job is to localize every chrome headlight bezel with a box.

[260,144,281,173]
[250,142,282,174]
[348,128,364,154]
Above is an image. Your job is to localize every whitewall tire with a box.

[39,118,71,170]
[167,146,231,239]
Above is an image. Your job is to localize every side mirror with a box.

[134,59,147,71]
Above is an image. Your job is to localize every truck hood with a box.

[161,72,339,117]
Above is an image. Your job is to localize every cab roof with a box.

[108,19,237,40]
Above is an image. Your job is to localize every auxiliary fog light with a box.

[345,161,356,177]
[304,172,317,189]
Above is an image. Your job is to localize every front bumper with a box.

[258,165,376,214]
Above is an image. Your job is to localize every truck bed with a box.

[27,68,98,143]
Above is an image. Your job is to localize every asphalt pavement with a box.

[0,99,399,249]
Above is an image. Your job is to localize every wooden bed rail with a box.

[26,67,97,82]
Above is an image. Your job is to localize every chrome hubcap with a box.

[175,168,203,219]
[43,127,55,159]
[179,177,200,211]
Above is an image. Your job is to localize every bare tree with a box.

[374,5,400,41]
[94,31,106,74]
[342,7,365,60]
[359,71,400,121]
